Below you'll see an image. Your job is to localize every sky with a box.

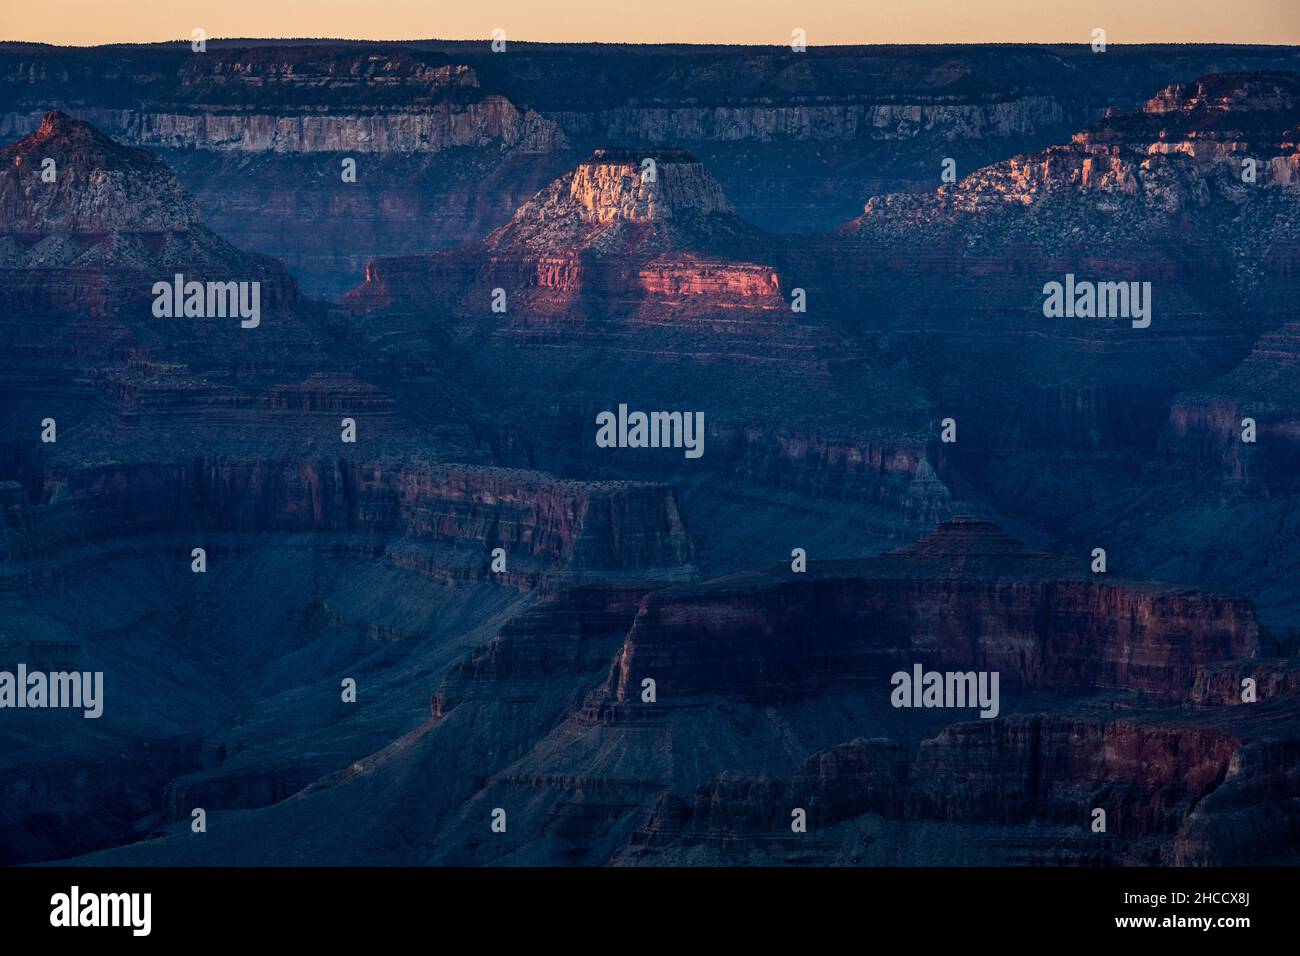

[3,0,1299,47]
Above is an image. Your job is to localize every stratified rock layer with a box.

[0,458,694,585]
[594,517,1258,706]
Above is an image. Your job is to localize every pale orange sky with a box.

[3,0,1299,46]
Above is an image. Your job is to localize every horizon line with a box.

[6,37,1300,50]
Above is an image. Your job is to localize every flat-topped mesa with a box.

[1141,72,1299,117]
[156,47,565,156]
[1075,73,1300,170]
[7,46,559,158]
[569,148,733,223]
[589,517,1259,710]
[1068,72,1300,169]
[176,46,480,98]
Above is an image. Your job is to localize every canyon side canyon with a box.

[1,40,1299,866]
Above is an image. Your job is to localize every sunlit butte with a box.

[4,0,1299,46]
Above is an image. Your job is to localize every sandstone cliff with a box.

[592,517,1259,708]
[0,458,694,585]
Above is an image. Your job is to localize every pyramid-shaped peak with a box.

[2,112,204,235]
[894,516,1032,558]
[26,110,119,150]
[38,109,76,133]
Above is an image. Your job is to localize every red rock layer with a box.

[635,254,781,302]
[1190,660,1300,704]
[0,459,694,583]
[430,584,655,717]
[346,149,787,323]
[627,712,1300,865]
[596,517,1258,706]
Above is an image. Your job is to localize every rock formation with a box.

[344,146,949,546]
[7,43,1297,294]
[588,517,1258,707]
[3,46,1300,870]
[55,517,1296,868]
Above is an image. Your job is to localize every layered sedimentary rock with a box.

[47,504,1296,868]
[350,147,782,318]
[627,737,909,855]
[6,43,1299,293]
[0,458,694,584]
[346,147,947,530]
[906,714,1239,837]
[0,450,690,862]
[1190,659,1300,704]
[5,46,1300,870]
[841,72,1300,382]
[0,110,299,324]
[115,101,560,154]
[0,48,563,155]
[345,146,901,385]
[859,73,1300,217]
[816,72,1300,557]
[626,708,1300,866]
[635,255,779,300]
[704,426,951,518]
[0,113,478,468]
[843,71,1300,356]
[2,110,198,233]
[594,505,1293,864]
[430,584,656,716]
[552,95,1064,146]
[0,46,567,296]
[1159,322,1300,494]
[593,517,1258,707]
[430,518,1287,866]
[0,111,297,313]
[0,113,423,465]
